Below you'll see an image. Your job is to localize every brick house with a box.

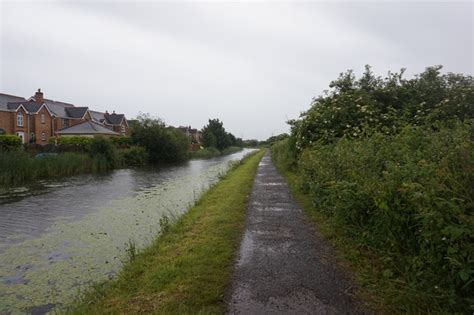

[0,89,129,144]
[90,110,129,136]
[178,125,203,144]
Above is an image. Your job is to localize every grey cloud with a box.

[1,1,472,140]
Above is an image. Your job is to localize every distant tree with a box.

[202,129,217,148]
[131,113,189,163]
[243,139,260,147]
[201,118,232,150]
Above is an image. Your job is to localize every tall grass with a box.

[272,122,473,313]
[0,151,106,187]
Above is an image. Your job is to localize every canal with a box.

[0,149,254,314]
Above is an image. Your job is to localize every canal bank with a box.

[0,149,258,314]
[70,149,265,314]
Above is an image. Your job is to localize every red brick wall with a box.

[0,111,14,134]
[33,107,53,144]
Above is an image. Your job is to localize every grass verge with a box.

[70,149,265,314]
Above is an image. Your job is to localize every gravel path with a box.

[227,152,367,314]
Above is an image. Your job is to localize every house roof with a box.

[0,93,26,111]
[90,110,106,123]
[57,120,119,135]
[104,113,125,125]
[43,99,75,118]
[65,106,89,119]
[6,101,43,113]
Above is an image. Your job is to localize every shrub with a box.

[120,146,149,167]
[292,65,474,150]
[110,136,132,148]
[88,137,118,170]
[283,122,473,313]
[0,135,22,151]
[131,114,189,163]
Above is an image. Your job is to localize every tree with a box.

[131,113,189,163]
[201,118,232,150]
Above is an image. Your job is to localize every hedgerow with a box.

[273,65,474,313]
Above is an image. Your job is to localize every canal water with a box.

[0,149,254,314]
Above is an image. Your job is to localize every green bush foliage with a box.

[110,136,132,148]
[48,136,93,150]
[292,65,473,148]
[0,135,22,151]
[295,124,472,312]
[131,114,189,163]
[120,146,149,166]
[88,137,118,170]
[201,118,242,150]
[273,65,474,313]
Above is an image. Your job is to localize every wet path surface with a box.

[228,152,366,314]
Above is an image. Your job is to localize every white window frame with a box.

[41,131,46,142]
[41,113,45,124]
[17,112,24,127]
[121,125,126,133]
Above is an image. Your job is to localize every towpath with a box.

[227,152,367,314]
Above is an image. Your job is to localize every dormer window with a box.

[41,113,45,124]
[17,112,24,127]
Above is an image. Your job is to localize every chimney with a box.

[112,110,116,114]
[105,110,109,114]
[34,88,44,104]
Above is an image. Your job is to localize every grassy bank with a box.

[70,149,265,314]
[190,146,242,159]
[272,122,473,314]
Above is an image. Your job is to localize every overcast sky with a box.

[1,1,472,140]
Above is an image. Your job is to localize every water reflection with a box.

[0,149,254,314]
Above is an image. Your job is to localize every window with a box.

[41,113,45,124]
[121,125,126,134]
[17,112,23,127]
[41,132,46,142]
[62,119,69,128]
[30,133,35,143]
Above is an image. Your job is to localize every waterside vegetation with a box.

[0,115,247,188]
[70,149,265,314]
[272,65,473,314]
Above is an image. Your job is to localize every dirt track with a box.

[227,152,367,314]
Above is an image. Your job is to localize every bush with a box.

[0,135,22,151]
[277,122,473,313]
[110,136,132,148]
[49,136,93,151]
[131,114,189,163]
[293,65,474,149]
[88,137,118,170]
[120,146,149,167]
